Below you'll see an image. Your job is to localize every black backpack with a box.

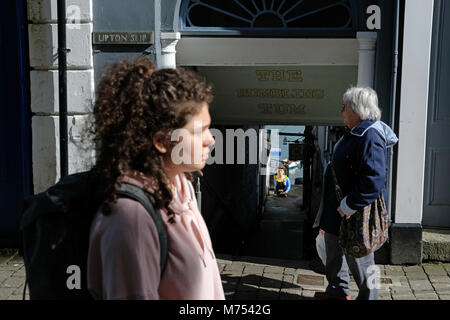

[20,171,168,300]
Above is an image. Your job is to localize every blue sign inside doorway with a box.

[0,0,32,248]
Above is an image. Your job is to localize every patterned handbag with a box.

[329,162,389,258]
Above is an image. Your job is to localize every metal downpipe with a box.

[57,0,68,178]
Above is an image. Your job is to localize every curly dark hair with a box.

[91,57,213,221]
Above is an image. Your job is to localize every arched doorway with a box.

[175,0,376,260]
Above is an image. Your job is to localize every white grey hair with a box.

[343,87,381,121]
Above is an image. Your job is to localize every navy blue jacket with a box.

[319,120,398,236]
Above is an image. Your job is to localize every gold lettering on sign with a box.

[287,70,303,82]
[255,70,303,82]
[237,88,324,99]
[258,104,306,115]
[272,70,283,81]
[256,70,270,81]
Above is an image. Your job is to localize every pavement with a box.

[0,251,27,300]
[1,250,450,300]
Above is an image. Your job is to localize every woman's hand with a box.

[337,207,350,220]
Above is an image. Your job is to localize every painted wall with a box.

[395,0,434,225]
[28,0,95,193]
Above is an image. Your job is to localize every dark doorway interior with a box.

[0,0,32,248]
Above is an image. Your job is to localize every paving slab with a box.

[224,264,245,273]
[217,256,233,264]
[284,268,296,275]
[443,264,450,274]
[0,264,23,272]
[262,273,284,281]
[385,270,405,276]
[282,274,294,285]
[403,266,425,273]
[431,282,450,289]
[385,265,405,271]
[378,294,392,300]
[295,273,327,291]
[0,287,15,300]
[414,293,439,300]
[301,290,317,298]
[1,277,26,289]
[263,266,285,274]
[404,273,429,280]
[1,252,449,301]
[12,285,27,296]
[243,265,264,274]
[392,294,416,300]
[0,272,11,284]
[380,275,403,289]
[391,287,414,295]
[432,283,450,294]
[423,264,448,276]
[217,264,226,272]
[280,287,302,295]
[409,280,434,294]
[428,276,450,283]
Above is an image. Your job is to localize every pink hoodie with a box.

[87,172,225,300]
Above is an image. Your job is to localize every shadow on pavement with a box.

[221,273,315,301]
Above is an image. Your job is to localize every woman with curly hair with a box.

[86,57,224,300]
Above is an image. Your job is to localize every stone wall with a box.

[27,0,95,193]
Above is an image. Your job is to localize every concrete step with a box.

[422,228,450,262]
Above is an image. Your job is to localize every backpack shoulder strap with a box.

[116,183,168,277]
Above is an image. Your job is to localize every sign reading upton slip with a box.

[92,32,154,45]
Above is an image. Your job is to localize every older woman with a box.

[313,87,398,300]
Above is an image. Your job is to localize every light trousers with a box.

[324,232,379,300]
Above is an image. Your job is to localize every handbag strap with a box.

[328,161,344,202]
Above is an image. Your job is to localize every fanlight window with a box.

[181,0,356,31]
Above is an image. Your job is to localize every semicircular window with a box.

[181,0,356,31]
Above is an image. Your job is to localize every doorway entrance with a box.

[0,0,32,248]
[177,37,358,259]
[423,0,450,228]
